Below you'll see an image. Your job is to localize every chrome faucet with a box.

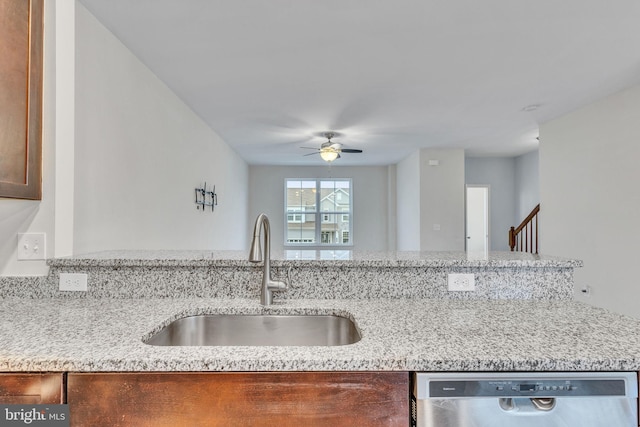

[249,213,287,305]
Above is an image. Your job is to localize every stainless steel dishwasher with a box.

[411,372,638,427]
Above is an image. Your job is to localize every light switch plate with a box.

[59,273,88,291]
[448,273,475,292]
[17,233,46,260]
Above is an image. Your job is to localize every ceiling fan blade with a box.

[340,148,363,153]
[303,152,320,156]
[300,147,319,150]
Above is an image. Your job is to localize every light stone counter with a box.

[0,251,580,300]
[47,249,582,268]
[4,251,629,374]
[1,297,640,372]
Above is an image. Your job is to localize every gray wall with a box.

[465,157,516,251]
[395,149,465,251]
[515,150,540,222]
[466,153,539,251]
[396,151,421,250]
[73,4,249,253]
[540,83,640,319]
[248,166,392,252]
[420,149,465,251]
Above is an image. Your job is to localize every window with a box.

[287,213,302,222]
[285,179,352,246]
[287,208,305,223]
[286,238,314,243]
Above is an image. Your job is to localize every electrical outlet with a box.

[448,273,475,292]
[17,233,46,260]
[59,273,88,291]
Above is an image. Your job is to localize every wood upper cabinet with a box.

[67,371,409,427]
[0,373,64,404]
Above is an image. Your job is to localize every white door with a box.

[466,186,489,252]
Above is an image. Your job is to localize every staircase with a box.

[509,204,540,254]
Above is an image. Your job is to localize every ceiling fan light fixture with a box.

[320,148,339,162]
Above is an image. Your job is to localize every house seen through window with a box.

[285,179,352,246]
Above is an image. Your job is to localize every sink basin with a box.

[144,314,361,346]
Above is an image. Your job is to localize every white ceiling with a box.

[78,0,640,166]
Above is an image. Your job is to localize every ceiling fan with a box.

[302,132,363,162]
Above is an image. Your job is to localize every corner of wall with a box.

[0,0,66,276]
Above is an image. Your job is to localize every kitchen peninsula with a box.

[1,251,640,426]
[3,250,639,372]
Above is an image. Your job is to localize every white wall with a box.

[248,166,391,252]
[514,150,540,222]
[386,164,397,251]
[396,150,421,250]
[540,83,640,318]
[465,157,516,251]
[0,1,64,276]
[420,149,465,251]
[73,4,248,252]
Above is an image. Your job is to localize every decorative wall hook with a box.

[195,182,218,212]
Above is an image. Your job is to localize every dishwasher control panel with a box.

[412,372,638,427]
[413,372,637,399]
[429,378,626,397]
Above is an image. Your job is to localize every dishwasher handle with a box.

[531,398,556,411]
[499,397,556,413]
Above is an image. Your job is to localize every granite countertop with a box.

[46,250,583,268]
[1,297,639,372]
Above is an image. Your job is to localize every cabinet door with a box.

[0,373,64,404]
[67,372,409,427]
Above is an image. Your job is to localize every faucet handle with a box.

[270,280,287,292]
[270,266,292,292]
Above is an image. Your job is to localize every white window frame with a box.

[284,178,353,247]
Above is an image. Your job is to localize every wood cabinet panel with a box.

[67,372,409,427]
[0,373,64,404]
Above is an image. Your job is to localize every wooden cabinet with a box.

[67,371,409,427]
[0,373,64,404]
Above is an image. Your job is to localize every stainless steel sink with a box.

[144,314,361,346]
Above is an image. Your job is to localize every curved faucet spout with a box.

[249,213,268,263]
[249,213,287,305]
